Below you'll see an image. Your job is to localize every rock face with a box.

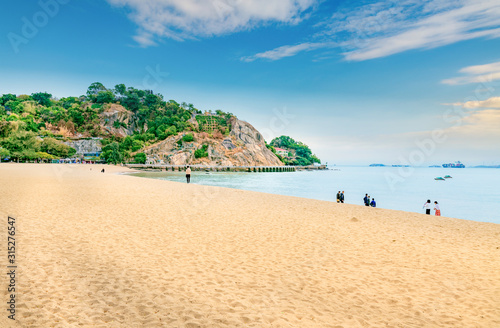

[142,118,283,166]
[100,104,135,137]
[64,138,102,156]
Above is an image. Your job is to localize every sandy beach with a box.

[0,163,499,327]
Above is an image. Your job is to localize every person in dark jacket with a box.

[423,199,431,214]
[364,194,369,206]
[336,191,341,203]
[370,198,376,207]
[340,191,345,203]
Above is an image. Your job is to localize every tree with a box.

[0,94,17,106]
[182,133,194,142]
[40,138,76,158]
[101,142,122,164]
[122,93,140,111]
[86,82,107,97]
[134,152,146,164]
[1,130,40,160]
[145,93,161,109]
[96,90,115,104]
[114,84,126,97]
[31,92,52,107]
[194,145,208,158]
[0,147,10,160]
[131,139,143,152]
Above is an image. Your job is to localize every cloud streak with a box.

[442,60,500,85]
[245,0,500,62]
[241,42,331,62]
[107,0,319,46]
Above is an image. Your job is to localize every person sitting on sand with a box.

[423,199,431,215]
[336,191,341,203]
[101,168,105,173]
[434,201,441,216]
[370,198,376,207]
[186,166,191,183]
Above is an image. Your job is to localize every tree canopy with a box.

[270,136,320,166]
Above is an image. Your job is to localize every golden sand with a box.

[0,164,499,327]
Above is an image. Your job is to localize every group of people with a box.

[336,191,376,207]
[363,194,376,207]
[336,191,345,203]
[423,200,440,216]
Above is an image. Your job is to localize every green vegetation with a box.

[194,144,209,158]
[0,129,75,161]
[133,152,147,164]
[0,83,237,163]
[270,136,321,166]
[0,83,318,165]
[195,114,231,134]
[182,133,194,142]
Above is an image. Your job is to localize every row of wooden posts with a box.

[126,164,298,172]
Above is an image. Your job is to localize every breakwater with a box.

[125,164,327,172]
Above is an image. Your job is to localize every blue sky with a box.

[1,0,500,165]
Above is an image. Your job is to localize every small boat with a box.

[444,175,452,178]
[434,177,446,180]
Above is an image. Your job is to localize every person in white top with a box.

[186,166,191,183]
[423,199,431,215]
[434,201,441,216]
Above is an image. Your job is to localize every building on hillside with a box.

[274,147,289,157]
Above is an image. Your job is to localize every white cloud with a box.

[245,0,500,62]
[449,96,500,109]
[442,60,500,85]
[242,42,330,62]
[107,0,319,46]
[335,0,500,61]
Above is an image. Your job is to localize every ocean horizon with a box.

[132,166,500,225]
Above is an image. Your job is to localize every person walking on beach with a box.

[434,201,441,216]
[341,191,345,203]
[336,191,341,203]
[186,166,191,183]
[423,199,431,215]
[370,198,376,207]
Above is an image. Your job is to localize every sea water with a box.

[132,167,500,224]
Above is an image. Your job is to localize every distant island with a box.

[0,83,320,167]
[369,164,410,167]
[473,165,500,168]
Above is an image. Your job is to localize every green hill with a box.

[0,83,319,166]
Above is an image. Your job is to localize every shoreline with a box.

[129,168,500,225]
[0,163,499,327]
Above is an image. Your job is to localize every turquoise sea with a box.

[132,167,500,224]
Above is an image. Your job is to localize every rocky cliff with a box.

[142,118,283,166]
[99,104,136,137]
